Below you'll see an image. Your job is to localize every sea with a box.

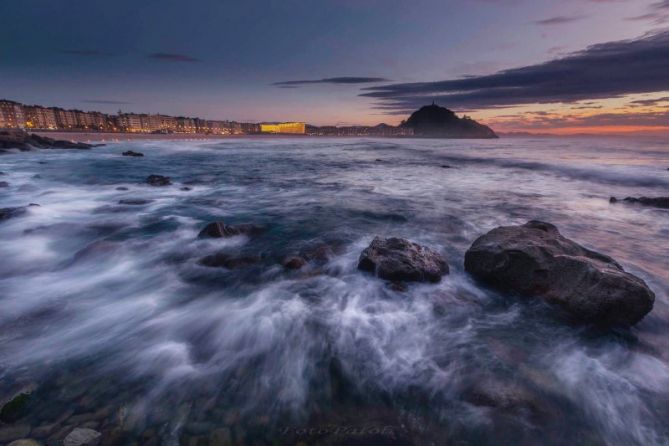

[0,136,668,445]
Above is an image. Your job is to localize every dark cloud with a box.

[147,53,200,62]
[534,15,586,25]
[83,99,133,105]
[626,1,669,23]
[59,50,112,56]
[273,77,388,87]
[629,96,669,106]
[361,31,669,112]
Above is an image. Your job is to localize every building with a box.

[52,108,78,129]
[23,105,58,130]
[0,100,25,128]
[260,122,305,134]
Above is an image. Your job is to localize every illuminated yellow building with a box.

[260,122,306,134]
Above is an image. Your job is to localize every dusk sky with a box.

[2,0,669,133]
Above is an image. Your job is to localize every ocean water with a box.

[0,136,668,445]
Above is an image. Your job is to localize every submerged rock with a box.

[197,221,263,238]
[199,253,261,269]
[0,204,39,222]
[0,181,9,187]
[145,175,171,186]
[282,256,306,270]
[0,389,34,422]
[358,237,449,283]
[63,427,101,446]
[122,150,144,157]
[118,199,151,205]
[464,220,655,326]
[610,196,669,209]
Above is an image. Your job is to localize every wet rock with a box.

[0,130,95,151]
[118,199,151,205]
[199,253,261,269]
[145,175,171,186]
[462,382,549,422]
[197,221,263,238]
[180,186,192,191]
[0,204,38,222]
[358,237,449,283]
[8,440,42,446]
[440,164,452,168]
[0,181,9,187]
[610,196,669,209]
[63,427,101,446]
[115,187,128,191]
[0,424,31,442]
[464,220,655,326]
[31,423,58,438]
[1,388,34,422]
[387,281,408,292]
[121,150,143,157]
[209,428,232,446]
[282,256,306,270]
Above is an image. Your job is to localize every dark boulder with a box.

[146,175,171,186]
[282,256,306,270]
[0,130,96,150]
[122,150,144,157]
[118,199,151,205]
[358,237,449,283]
[610,196,669,209]
[199,253,260,268]
[0,204,38,222]
[464,220,655,326]
[198,221,263,238]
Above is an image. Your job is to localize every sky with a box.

[1,0,669,133]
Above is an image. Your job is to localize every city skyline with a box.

[2,0,669,133]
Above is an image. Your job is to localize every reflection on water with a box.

[0,137,668,445]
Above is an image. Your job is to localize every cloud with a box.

[626,0,669,23]
[147,53,200,62]
[273,77,388,87]
[59,50,112,57]
[534,15,586,25]
[361,30,669,112]
[83,99,133,105]
[629,96,669,106]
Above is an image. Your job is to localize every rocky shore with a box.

[0,130,97,152]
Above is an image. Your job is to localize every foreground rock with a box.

[63,427,101,446]
[145,175,171,186]
[122,150,144,157]
[0,204,39,222]
[610,196,669,209]
[198,221,263,238]
[358,237,449,282]
[464,220,655,326]
[0,130,95,151]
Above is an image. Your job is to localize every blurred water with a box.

[0,136,668,445]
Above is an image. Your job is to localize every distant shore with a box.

[31,131,268,143]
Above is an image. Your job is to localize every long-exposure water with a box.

[1,136,668,445]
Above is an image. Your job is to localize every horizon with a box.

[2,1,669,134]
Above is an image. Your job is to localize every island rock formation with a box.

[401,103,498,138]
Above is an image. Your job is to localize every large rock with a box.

[121,150,144,157]
[464,220,655,326]
[358,237,448,282]
[610,196,669,209]
[197,221,263,238]
[145,175,171,186]
[0,130,95,151]
[63,427,101,446]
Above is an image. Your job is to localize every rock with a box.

[118,199,151,205]
[610,196,669,209]
[115,187,129,191]
[145,175,171,186]
[209,428,232,446]
[199,253,261,269]
[440,164,452,169]
[0,205,34,222]
[63,428,101,446]
[197,221,263,238]
[358,237,449,283]
[8,440,42,446]
[121,150,143,157]
[0,424,31,442]
[180,186,192,191]
[400,103,498,139]
[387,281,408,292]
[0,388,34,422]
[282,256,306,270]
[464,220,655,326]
[0,130,96,150]
[0,181,9,187]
